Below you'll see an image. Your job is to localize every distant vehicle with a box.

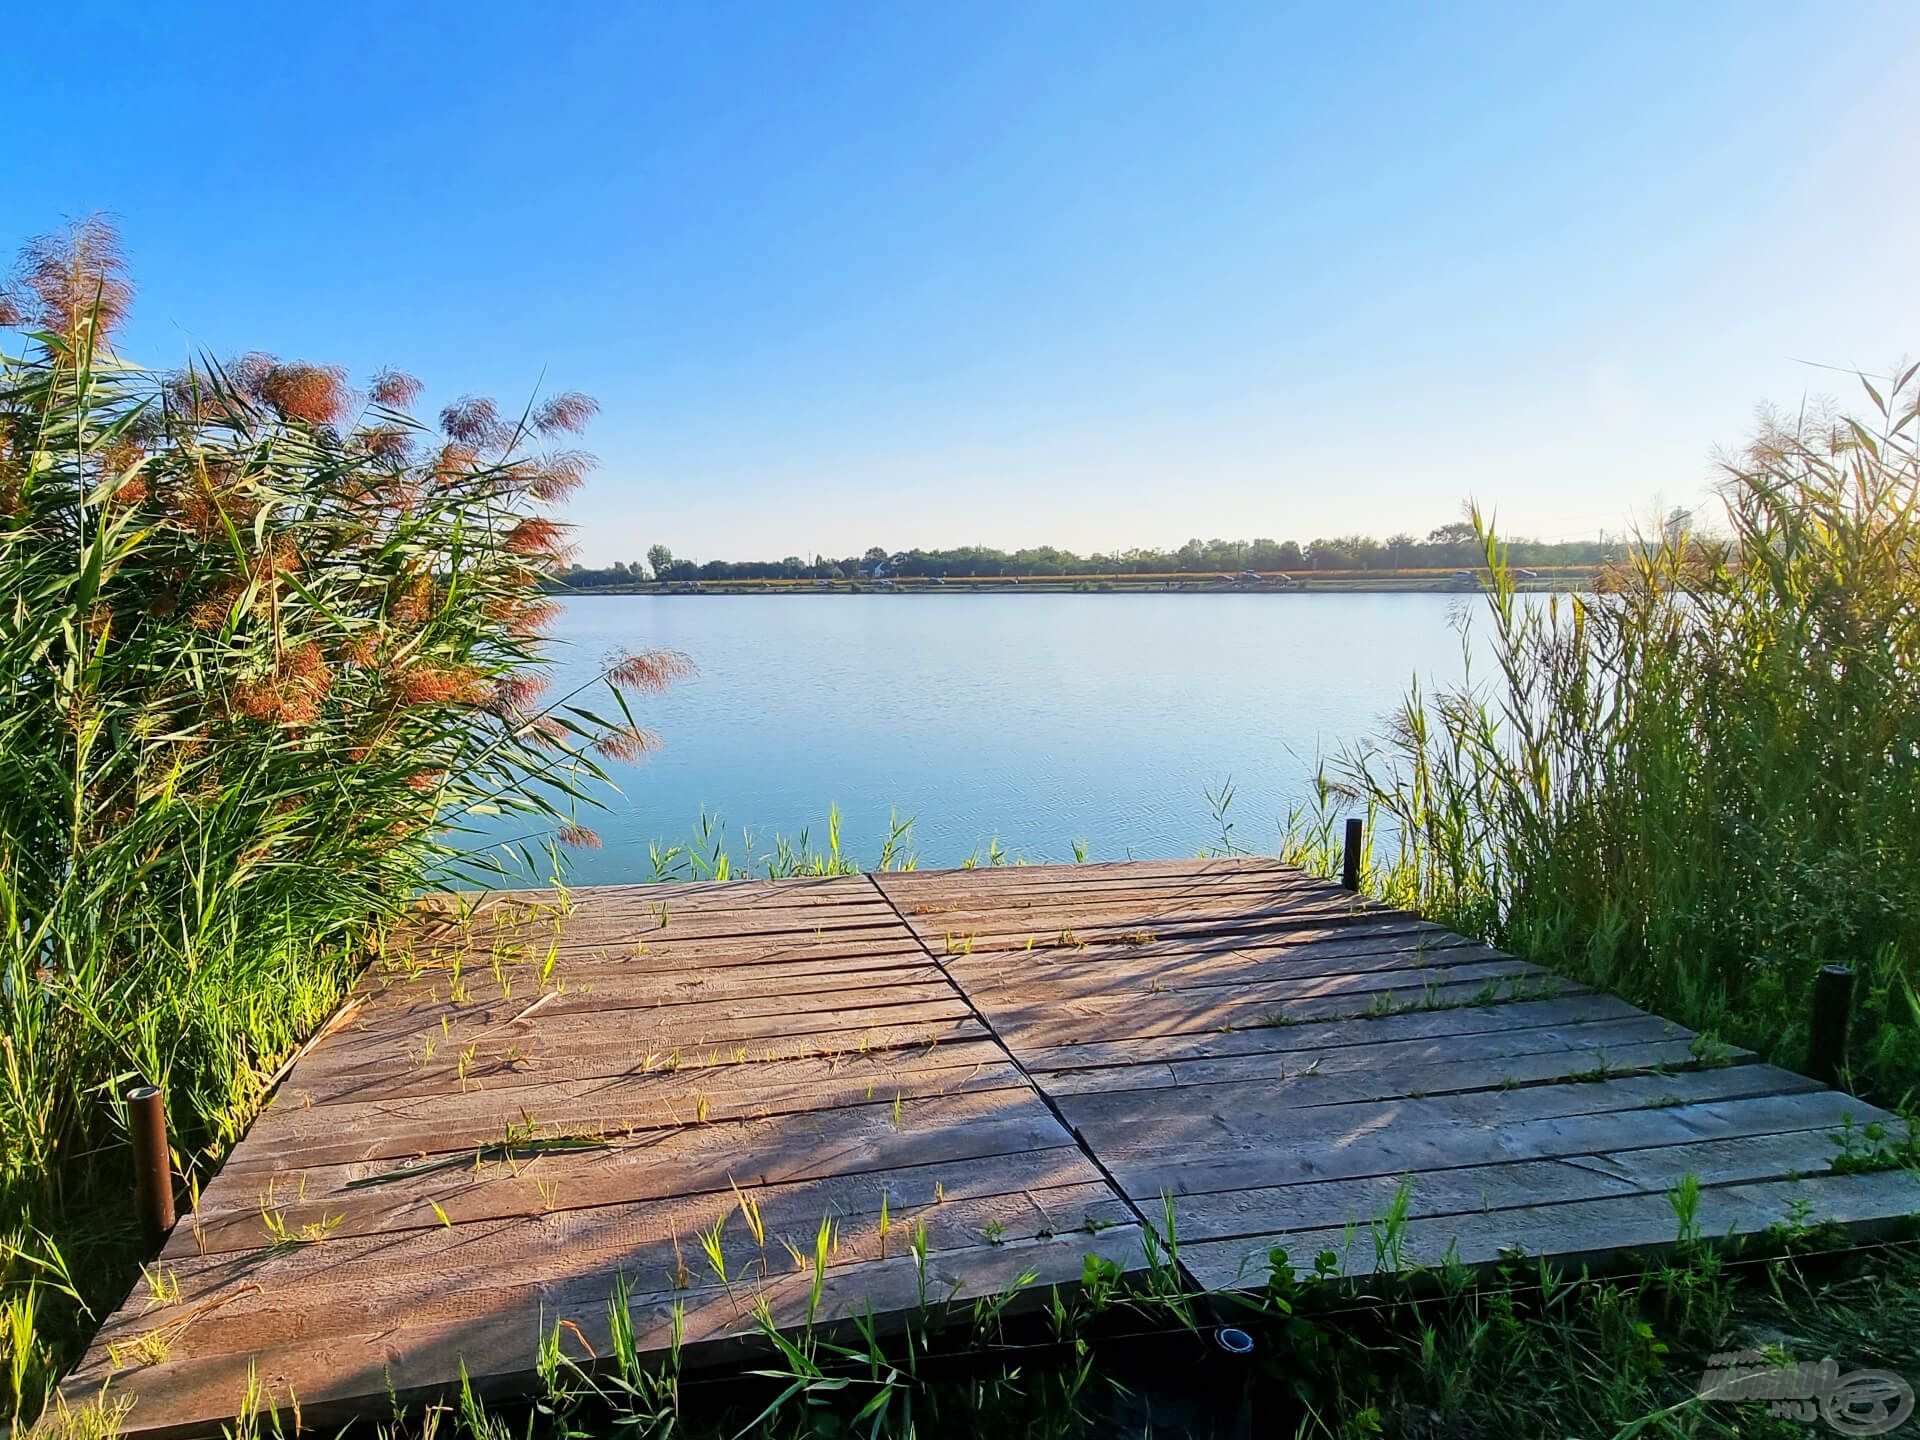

[1516,568,1539,580]
[1237,569,1263,582]
[1449,569,1480,587]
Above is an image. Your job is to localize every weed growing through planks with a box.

[1688,1031,1737,1069]
[343,1117,606,1189]
[697,1215,729,1295]
[807,1217,834,1325]
[259,1203,342,1254]
[733,1184,766,1253]
[1828,1113,1920,1174]
[1565,1049,1618,1084]
[138,1267,179,1311]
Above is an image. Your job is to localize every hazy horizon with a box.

[8,2,1917,565]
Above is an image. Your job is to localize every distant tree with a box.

[646,544,673,579]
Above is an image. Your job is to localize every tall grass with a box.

[0,220,681,1421]
[1330,364,1920,1101]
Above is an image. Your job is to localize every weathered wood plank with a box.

[67,1226,1148,1440]
[337,962,954,1045]
[1039,1014,1698,1096]
[1109,1085,1879,1201]
[184,1087,1075,1251]
[92,1174,1129,1362]
[940,929,1491,995]
[242,1044,1025,1169]
[1054,1038,1706,1111]
[1020,994,1650,1071]
[1171,1124,1891,1244]
[1073,1064,1827,1162]
[993,971,1583,1048]
[305,980,967,1072]
[1180,1170,1920,1289]
[294,1010,988,1107]
[964,956,1545,1024]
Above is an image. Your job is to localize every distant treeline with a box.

[559,525,1619,587]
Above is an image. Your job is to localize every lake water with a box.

[477,593,1486,884]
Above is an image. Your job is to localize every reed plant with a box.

[0,220,681,1420]
[1328,365,1920,1102]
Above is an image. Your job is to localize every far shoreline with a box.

[549,569,1590,597]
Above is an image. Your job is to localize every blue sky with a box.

[8,2,1918,564]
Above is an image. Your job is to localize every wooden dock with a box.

[61,859,1920,1436]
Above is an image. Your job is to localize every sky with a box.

[7,2,1918,566]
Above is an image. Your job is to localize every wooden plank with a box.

[98,1145,1119,1329]
[1039,1014,1698,1096]
[962,955,1543,1019]
[183,1087,1078,1251]
[396,927,930,971]
[1052,1038,1707,1112]
[901,903,1406,954]
[293,1009,986,1107]
[306,980,966,1070]
[1109,1085,1879,1201]
[67,1226,1148,1440]
[92,1172,1130,1362]
[458,872,881,910]
[1171,1124,1891,1244]
[1072,1064,1826,1162]
[874,857,1295,889]
[993,971,1583,1049]
[1180,1170,1920,1289]
[240,1043,1025,1169]
[414,906,909,953]
[887,881,1378,925]
[1020,994,1650,1072]
[940,928,1489,992]
[339,961,953,1042]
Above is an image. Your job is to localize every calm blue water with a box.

[471,593,1484,883]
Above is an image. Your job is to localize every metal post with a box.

[1807,965,1854,1088]
[128,1084,175,1249]
[1340,818,1362,892]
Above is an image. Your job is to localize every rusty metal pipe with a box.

[128,1084,175,1250]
